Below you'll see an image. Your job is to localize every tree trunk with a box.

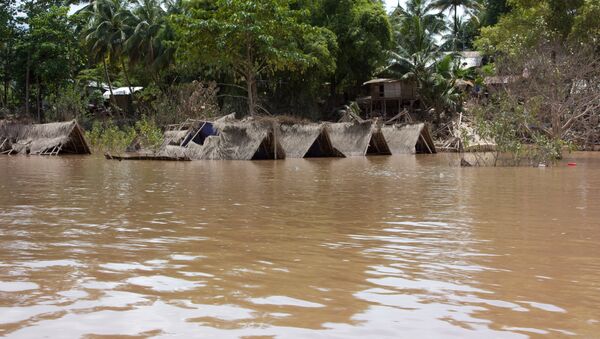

[25,54,30,117]
[3,79,7,107]
[454,6,458,51]
[1,47,6,107]
[551,110,561,140]
[103,57,116,105]
[36,75,41,122]
[246,70,255,116]
[245,43,256,116]
[330,75,336,98]
[1,46,7,107]
[121,59,136,115]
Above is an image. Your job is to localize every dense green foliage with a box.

[0,0,598,163]
[476,0,600,55]
[172,0,334,115]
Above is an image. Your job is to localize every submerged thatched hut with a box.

[111,119,217,161]
[327,121,391,157]
[188,119,285,160]
[381,123,437,154]
[0,120,91,155]
[162,120,216,148]
[277,123,344,158]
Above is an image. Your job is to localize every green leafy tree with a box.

[476,0,598,55]
[570,0,600,44]
[29,7,82,92]
[315,0,393,98]
[482,0,510,26]
[174,0,334,115]
[475,3,549,56]
[0,0,18,108]
[13,6,84,120]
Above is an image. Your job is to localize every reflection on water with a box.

[1,154,600,338]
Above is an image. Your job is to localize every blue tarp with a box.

[182,122,216,146]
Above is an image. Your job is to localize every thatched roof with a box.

[277,123,343,158]
[161,120,216,148]
[188,120,285,160]
[327,122,373,157]
[0,120,91,155]
[215,113,237,123]
[381,123,437,154]
[163,130,189,145]
[327,121,390,156]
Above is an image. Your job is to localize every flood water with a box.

[1,153,599,338]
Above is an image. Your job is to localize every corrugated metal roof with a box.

[363,78,402,85]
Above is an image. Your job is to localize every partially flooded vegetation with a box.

[1,0,600,337]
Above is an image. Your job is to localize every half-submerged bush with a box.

[466,94,570,167]
[85,115,163,155]
[86,120,137,155]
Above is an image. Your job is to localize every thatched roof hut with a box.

[327,121,391,157]
[0,120,91,155]
[162,120,216,147]
[277,123,344,158]
[113,119,216,161]
[381,123,437,154]
[188,119,285,160]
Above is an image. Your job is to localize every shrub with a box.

[134,115,163,152]
[85,120,136,155]
[469,94,570,166]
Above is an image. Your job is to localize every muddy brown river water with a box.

[0,153,599,338]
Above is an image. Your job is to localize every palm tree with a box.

[431,0,482,50]
[125,0,175,82]
[440,15,480,51]
[385,0,462,120]
[388,0,446,82]
[391,0,445,43]
[78,0,133,103]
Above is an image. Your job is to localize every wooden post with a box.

[273,121,277,160]
[186,122,205,147]
[25,55,30,117]
[419,134,433,154]
[383,99,387,119]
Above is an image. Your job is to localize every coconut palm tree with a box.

[125,0,175,81]
[431,0,482,50]
[440,15,481,51]
[388,0,446,82]
[385,0,462,120]
[391,0,445,34]
[78,0,134,102]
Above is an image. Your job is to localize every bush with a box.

[134,115,163,151]
[469,94,569,166]
[85,115,163,155]
[85,120,136,155]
